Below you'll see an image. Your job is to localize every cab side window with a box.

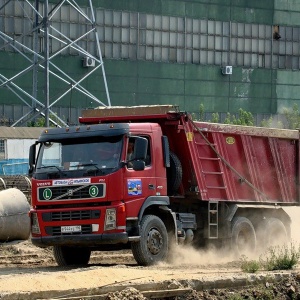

[127,139,135,168]
[127,136,151,167]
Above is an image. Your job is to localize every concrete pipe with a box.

[0,188,30,241]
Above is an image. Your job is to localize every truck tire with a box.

[53,246,91,266]
[167,152,182,195]
[265,218,289,248]
[131,215,168,266]
[231,217,256,256]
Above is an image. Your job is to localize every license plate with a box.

[61,225,81,233]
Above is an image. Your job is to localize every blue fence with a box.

[0,159,29,175]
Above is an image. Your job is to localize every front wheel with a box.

[131,215,168,266]
[53,246,91,266]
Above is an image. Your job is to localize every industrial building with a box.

[0,1,299,125]
[0,127,42,174]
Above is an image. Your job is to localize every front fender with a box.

[136,196,177,244]
[138,196,170,220]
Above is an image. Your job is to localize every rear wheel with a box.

[231,217,257,256]
[265,218,289,248]
[131,215,168,266]
[53,246,91,266]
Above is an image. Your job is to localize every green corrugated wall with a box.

[1,0,300,119]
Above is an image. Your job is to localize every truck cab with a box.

[29,120,177,266]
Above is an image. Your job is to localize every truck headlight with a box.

[104,208,116,230]
[31,212,41,234]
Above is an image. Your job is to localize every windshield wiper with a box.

[79,163,99,168]
[37,165,66,176]
[82,163,105,175]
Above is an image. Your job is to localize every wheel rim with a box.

[268,227,287,247]
[237,229,253,253]
[147,227,163,255]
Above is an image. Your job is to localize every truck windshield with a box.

[34,137,123,179]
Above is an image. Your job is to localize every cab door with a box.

[123,135,157,217]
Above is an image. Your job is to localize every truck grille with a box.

[38,184,105,201]
[42,210,100,221]
[45,225,92,236]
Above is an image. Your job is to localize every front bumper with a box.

[31,232,128,247]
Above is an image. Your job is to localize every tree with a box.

[283,103,300,129]
[224,109,254,126]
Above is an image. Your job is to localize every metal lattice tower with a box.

[0,0,110,127]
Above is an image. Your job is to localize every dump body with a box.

[166,120,299,204]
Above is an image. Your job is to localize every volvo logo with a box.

[67,189,74,196]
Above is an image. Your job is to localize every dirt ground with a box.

[0,239,299,300]
[0,207,299,299]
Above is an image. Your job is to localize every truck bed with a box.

[180,120,299,204]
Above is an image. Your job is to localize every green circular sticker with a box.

[43,188,52,200]
[89,185,99,197]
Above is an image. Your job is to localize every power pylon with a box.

[0,0,110,127]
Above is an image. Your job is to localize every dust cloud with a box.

[284,207,300,244]
[162,207,300,267]
[165,244,235,267]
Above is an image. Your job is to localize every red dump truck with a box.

[29,105,299,266]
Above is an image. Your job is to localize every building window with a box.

[1,2,300,70]
[0,140,6,160]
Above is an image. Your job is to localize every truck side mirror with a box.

[133,137,148,160]
[28,143,36,176]
[132,160,145,171]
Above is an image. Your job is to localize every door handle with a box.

[148,184,155,190]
